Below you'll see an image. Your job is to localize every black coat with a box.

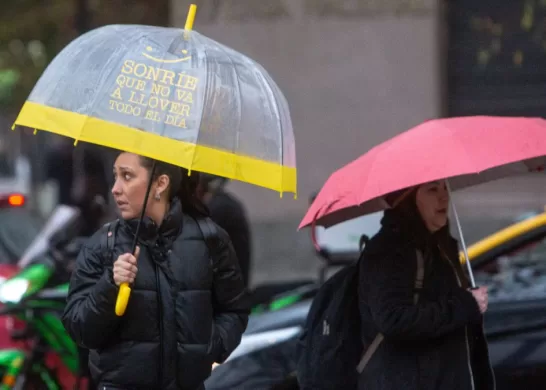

[207,190,251,287]
[357,210,495,390]
[62,199,250,390]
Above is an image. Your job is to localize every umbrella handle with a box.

[115,283,131,316]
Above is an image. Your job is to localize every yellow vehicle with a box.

[463,210,546,265]
[465,210,546,306]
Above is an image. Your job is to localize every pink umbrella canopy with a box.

[300,116,546,229]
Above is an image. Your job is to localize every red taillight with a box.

[0,194,26,208]
[8,195,24,207]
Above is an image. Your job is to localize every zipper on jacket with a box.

[155,262,164,388]
[439,247,475,390]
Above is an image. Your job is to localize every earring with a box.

[154,192,161,201]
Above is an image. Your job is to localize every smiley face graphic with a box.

[142,46,192,63]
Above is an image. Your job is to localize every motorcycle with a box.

[0,205,91,389]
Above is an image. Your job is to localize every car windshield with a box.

[314,211,383,257]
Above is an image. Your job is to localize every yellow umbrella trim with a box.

[15,101,297,195]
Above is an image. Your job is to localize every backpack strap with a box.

[195,216,219,272]
[356,249,425,374]
[100,219,119,264]
[413,249,425,304]
[356,333,384,374]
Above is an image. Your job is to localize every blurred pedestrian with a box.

[358,180,495,389]
[44,140,111,235]
[71,144,112,236]
[197,174,252,287]
[44,138,74,206]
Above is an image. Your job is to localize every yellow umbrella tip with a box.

[185,4,198,31]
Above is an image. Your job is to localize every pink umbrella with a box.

[300,116,546,287]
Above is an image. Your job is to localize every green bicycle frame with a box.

[0,263,79,389]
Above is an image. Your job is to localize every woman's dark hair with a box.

[388,189,424,230]
[138,156,207,216]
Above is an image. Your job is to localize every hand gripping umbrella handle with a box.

[115,283,132,316]
[114,161,157,317]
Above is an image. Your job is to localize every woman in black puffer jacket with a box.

[358,180,495,390]
[62,152,249,390]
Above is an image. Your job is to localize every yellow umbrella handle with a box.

[115,283,132,316]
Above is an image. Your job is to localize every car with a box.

[205,208,546,390]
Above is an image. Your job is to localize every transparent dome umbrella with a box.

[13,4,297,316]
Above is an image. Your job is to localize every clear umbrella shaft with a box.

[446,180,477,289]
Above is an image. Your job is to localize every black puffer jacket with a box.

[62,199,249,390]
[358,210,495,390]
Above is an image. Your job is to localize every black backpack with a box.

[296,250,424,390]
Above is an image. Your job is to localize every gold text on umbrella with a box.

[108,59,200,129]
[142,46,192,64]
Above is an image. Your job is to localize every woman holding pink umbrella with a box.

[358,181,494,389]
[301,115,546,390]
